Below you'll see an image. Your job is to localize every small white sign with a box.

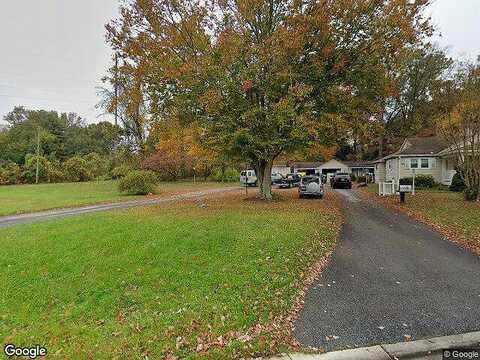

[399,185,412,192]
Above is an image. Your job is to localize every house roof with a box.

[342,160,375,168]
[376,136,449,162]
[292,161,324,168]
[272,162,290,167]
[396,136,449,155]
[292,159,374,169]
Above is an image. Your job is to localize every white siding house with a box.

[374,136,457,185]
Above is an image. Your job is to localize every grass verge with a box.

[0,180,235,216]
[360,184,480,255]
[0,189,341,359]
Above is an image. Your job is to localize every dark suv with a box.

[279,173,301,188]
[331,173,352,189]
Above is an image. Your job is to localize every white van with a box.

[240,170,257,186]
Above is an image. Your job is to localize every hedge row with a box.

[399,175,436,188]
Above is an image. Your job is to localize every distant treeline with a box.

[0,106,240,185]
[0,106,129,185]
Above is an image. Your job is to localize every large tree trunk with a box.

[256,159,273,200]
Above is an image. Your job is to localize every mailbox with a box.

[399,185,412,193]
[398,184,412,203]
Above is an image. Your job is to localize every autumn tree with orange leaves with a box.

[105,0,432,199]
[143,121,219,180]
[437,62,480,201]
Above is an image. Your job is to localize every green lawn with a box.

[363,184,480,252]
[0,191,340,359]
[0,180,234,217]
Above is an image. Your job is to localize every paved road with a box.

[294,189,480,352]
[0,187,241,228]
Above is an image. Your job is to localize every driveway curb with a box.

[270,331,480,359]
[382,331,480,359]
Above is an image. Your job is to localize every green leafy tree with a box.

[0,161,21,185]
[63,156,94,182]
[437,62,480,201]
[380,45,453,154]
[1,107,123,165]
[83,153,108,179]
[106,0,432,199]
[23,154,53,183]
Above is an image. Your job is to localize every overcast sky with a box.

[0,0,479,125]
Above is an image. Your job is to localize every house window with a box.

[421,158,429,169]
[410,159,419,169]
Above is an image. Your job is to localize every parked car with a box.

[271,173,284,185]
[331,172,352,189]
[298,176,324,199]
[279,173,301,188]
[240,170,257,187]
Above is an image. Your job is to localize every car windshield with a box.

[335,173,350,178]
[302,177,319,184]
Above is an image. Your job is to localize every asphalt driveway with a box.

[294,189,480,351]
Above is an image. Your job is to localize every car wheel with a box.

[299,194,304,199]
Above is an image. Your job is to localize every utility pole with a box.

[35,125,40,184]
[114,52,119,127]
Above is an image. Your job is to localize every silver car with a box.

[298,176,324,199]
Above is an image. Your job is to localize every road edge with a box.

[269,331,480,359]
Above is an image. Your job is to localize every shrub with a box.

[84,153,108,179]
[23,154,53,183]
[449,172,466,192]
[118,170,158,195]
[111,165,132,179]
[63,156,93,182]
[464,187,479,201]
[0,161,20,185]
[47,160,66,183]
[210,168,239,182]
[399,175,435,188]
[142,150,192,181]
[399,177,412,185]
[350,174,357,182]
